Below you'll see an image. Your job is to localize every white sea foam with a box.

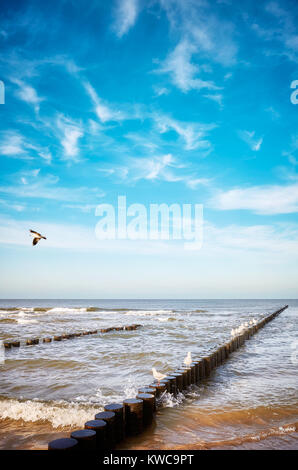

[159,391,185,408]
[125,310,174,317]
[47,307,87,314]
[157,317,176,322]
[123,375,138,398]
[17,319,38,325]
[0,398,100,428]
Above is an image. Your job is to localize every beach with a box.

[0,299,297,450]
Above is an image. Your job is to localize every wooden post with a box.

[123,398,143,436]
[148,382,166,398]
[139,388,156,411]
[170,372,183,391]
[181,366,191,386]
[70,429,96,450]
[104,403,125,442]
[48,438,78,451]
[203,356,211,376]
[176,369,188,389]
[159,379,170,393]
[84,419,107,450]
[94,411,116,448]
[216,348,222,365]
[198,359,205,379]
[189,363,196,383]
[136,393,155,426]
[191,361,200,382]
[164,376,177,395]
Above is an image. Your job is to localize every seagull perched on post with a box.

[30,230,47,246]
[184,351,192,366]
[152,367,166,384]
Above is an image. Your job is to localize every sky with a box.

[0,0,298,299]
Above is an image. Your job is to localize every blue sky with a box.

[0,0,298,298]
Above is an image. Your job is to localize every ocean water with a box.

[0,299,297,450]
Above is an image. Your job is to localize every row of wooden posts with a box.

[48,305,288,451]
[2,324,142,350]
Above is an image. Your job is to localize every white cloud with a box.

[0,130,52,163]
[265,106,280,120]
[239,130,263,151]
[0,199,26,212]
[156,0,238,93]
[83,81,126,123]
[186,178,211,189]
[203,93,224,108]
[156,39,219,92]
[63,204,97,213]
[252,2,298,62]
[57,115,83,161]
[0,132,29,158]
[131,153,175,181]
[153,113,215,151]
[11,78,44,113]
[107,152,211,189]
[153,86,170,97]
[112,0,139,38]
[210,183,298,214]
[0,171,104,203]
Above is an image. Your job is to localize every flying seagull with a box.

[152,367,166,384]
[183,351,192,366]
[30,230,47,246]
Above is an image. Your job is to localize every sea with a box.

[0,299,297,450]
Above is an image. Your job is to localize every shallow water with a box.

[0,299,297,450]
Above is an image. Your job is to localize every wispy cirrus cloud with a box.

[83,81,127,123]
[0,130,53,163]
[112,0,139,38]
[203,93,224,109]
[153,112,216,151]
[0,131,30,159]
[209,183,298,215]
[251,1,298,62]
[155,0,238,93]
[156,39,219,93]
[238,130,263,152]
[0,170,105,203]
[160,0,238,65]
[57,114,84,161]
[10,77,44,113]
[102,152,212,189]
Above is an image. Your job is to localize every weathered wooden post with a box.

[104,403,125,443]
[70,429,96,450]
[203,356,211,377]
[123,398,143,436]
[176,368,188,389]
[170,372,183,391]
[136,393,155,426]
[94,411,116,448]
[84,419,107,451]
[148,382,166,398]
[48,438,78,451]
[164,376,177,395]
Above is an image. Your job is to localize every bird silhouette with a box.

[30,230,47,246]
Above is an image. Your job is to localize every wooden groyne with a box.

[2,324,142,350]
[46,305,288,451]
